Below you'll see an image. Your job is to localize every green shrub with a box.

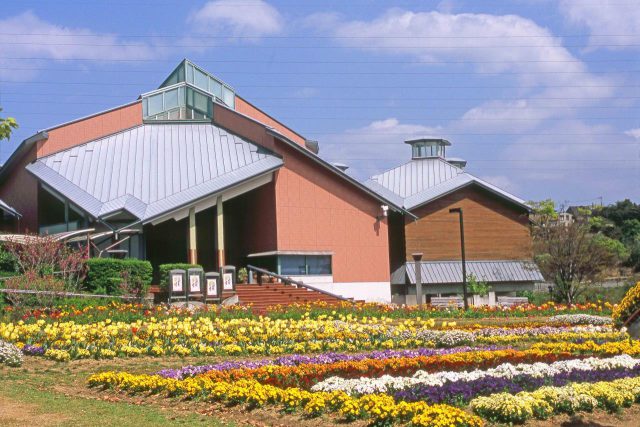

[85,258,152,295]
[158,263,202,290]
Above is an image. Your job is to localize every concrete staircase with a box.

[235,283,348,312]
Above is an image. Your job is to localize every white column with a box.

[188,207,197,264]
[216,196,225,268]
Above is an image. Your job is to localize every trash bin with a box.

[220,265,236,292]
[187,268,205,302]
[205,271,221,302]
[168,269,187,304]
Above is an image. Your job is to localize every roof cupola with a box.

[404,138,451,160]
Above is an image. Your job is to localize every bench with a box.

[430,296,464,308]
[497,296,529,307]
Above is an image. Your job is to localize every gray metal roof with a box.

[364,158,529,211]
[0,198,21,218]
[392,260,544,285]
[26,123,283,223]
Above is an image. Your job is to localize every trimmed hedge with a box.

[158,263,202,290]
[85,258,153,295]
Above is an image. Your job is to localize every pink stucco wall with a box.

[37,102,143,158]
[273,143,390,283]
[213,103,391,283]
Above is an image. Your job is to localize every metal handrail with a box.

[246,264,352,302]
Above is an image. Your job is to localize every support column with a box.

[216,196,225,268]
[188,207,197,264]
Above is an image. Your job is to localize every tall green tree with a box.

[0,107,18,141]
[530,200,623,304]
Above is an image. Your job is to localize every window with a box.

[279,255,332,276]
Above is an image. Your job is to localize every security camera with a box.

[381,205,389,217]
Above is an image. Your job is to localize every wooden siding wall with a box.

[404,186,532,261]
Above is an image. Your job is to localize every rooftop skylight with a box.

[141,59,236,122]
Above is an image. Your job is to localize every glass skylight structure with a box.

[141,60,235,121]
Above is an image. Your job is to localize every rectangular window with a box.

[279,255,332,276]
[147,93,164,116]
[164,88,179,110]
[194,68,208,91]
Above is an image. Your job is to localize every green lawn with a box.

[0,358,236,427]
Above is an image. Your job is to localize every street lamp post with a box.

[412,252,423,306]
[449,207,469,310]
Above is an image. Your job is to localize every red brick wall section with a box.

[274,142,390,283]
[0,145,39,232]
[37,102,143,158]
[234,97,307,147]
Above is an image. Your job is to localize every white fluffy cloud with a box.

[306,9,615,131]
[625,128,640,140]
[189,0,283,37]
[559,1,640,48]
[319,118,444,180]
[0,11,162,81]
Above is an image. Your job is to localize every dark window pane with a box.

[307,255,332,275]
[280,255,307,275]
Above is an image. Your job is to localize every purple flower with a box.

[156,345,504,379]
[394,365,640,405]
[22,345,45,356]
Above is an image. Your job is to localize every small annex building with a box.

[0,60,400,302]
[364,138,544,305]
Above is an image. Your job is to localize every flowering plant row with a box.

[470,376,640,424]
[547,314,612,325]
[265,300,612,320]
[613,281,640,327]
[397,363,640,406]
[87,373,483,427]
[157,346,501,380]
[0,339,22,367]
[196,348,598,389]
[1,315,616,361]
[311,355,640,395]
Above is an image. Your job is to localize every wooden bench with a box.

[430,296,464,308]
[497,296,529,307]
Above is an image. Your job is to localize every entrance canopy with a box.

[26,123,283,224]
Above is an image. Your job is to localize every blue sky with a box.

[1,0,638,207]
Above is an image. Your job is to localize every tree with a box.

[531,202,623,304]
[0,108,18,141]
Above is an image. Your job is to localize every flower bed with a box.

[613,281,640,327]
[3,299,612,325]
[312,355,640,396]
[547,314,612,325]
[157,345,501,380]
[1,315,618,361]
[0,339,22,367]
[471,376,640,423]
[88,373,484,427]
[84,314,640,427]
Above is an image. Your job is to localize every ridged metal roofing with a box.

[0,198,21,218]
[364,158,528,211]
[392,260,544,285]
[27,123,283,223]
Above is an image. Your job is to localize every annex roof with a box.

[364,157,529,211]
[26,123,283,223]
[0,198,21,218]
[392,260,544,285]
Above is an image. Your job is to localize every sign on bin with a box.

[172,275,184,293]
[223,273,233,291]
[207,277,218,296]
[190,274,201,293]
